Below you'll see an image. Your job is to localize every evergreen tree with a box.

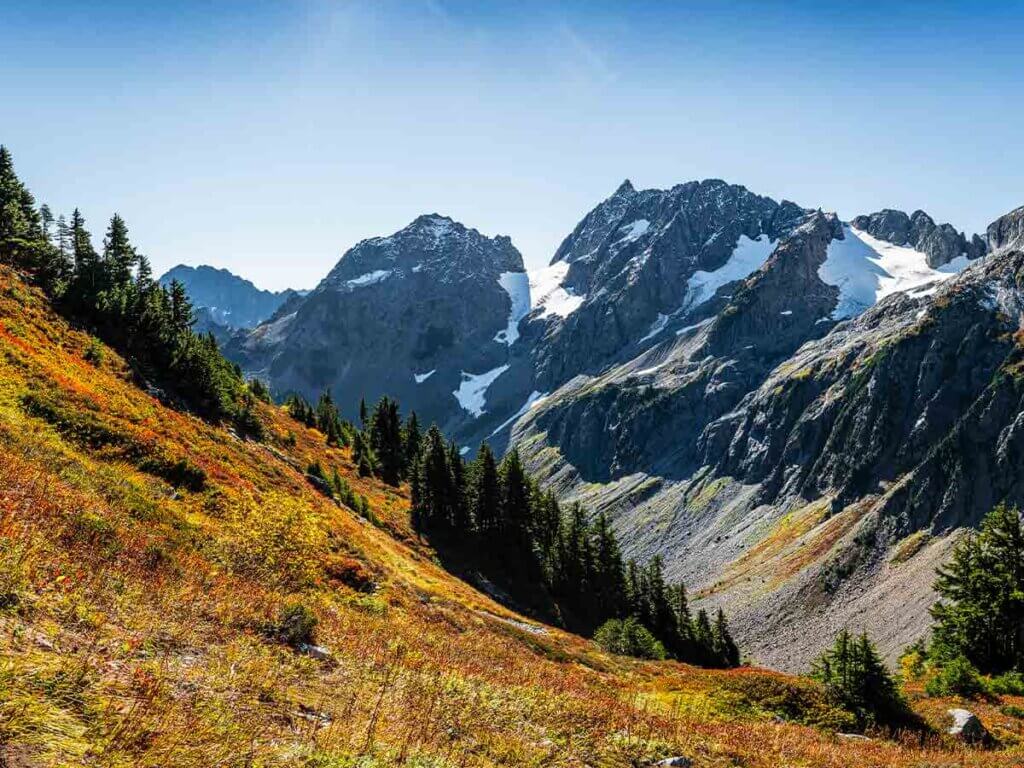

[168,279,193,334]
[499,449,532,546]
[369,396,404,485]
[930,504,1024,673]
[712,608,741,667]
[316,389,344,445]
[692,609,715,666]
[39,204,53,241]
[418,425,450,528]
[812,630,906,728]
[102,213,138,285]
[447,441,469,530]
[470,442,501,533]
[403,411,422,470]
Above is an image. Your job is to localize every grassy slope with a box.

[0,264,1021,768]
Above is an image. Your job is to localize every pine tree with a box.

[419,425,450,528]
[403,411,422,471]
[102,213,138,285]
[447,441,469,530]
[470,442,501,533]
[712,608,741,667]
[692,609,714,666]
[39,204,53,241]
[369,396,404,485]
[168,279,193,334]
[812,630,906,728]
[316,390,344,445]
[499,449,532,546]
[930,504,1024,673]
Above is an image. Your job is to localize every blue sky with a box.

[2,1,1022,289]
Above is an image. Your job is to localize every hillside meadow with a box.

[1,263,1022,767]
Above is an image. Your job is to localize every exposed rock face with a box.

[233,214,528,428]
[850,209,986,268]
[529,179,810,388]
[988,205,1024,256]
[159,264,301,330]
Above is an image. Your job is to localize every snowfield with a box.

[819,225,970,319]
[687,234,776,307]
[345,269,393,289]
[494,271,530,345]
[452,364,510,417]
[529,261,585,319]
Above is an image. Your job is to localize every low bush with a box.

[594,617,666,660]
[275,601,317,648]
[925,656,986,698]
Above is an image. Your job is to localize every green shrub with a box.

[925,656,986,698]
[275,601,317,648]
[1001,704,1024,719]
[594,617,666,660]
[989,671,1024,696]
[83,336,104,365]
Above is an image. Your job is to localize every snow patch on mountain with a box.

[345,269,393,289]
[494,271,530,345]
[489,390,549,436]
[413,369,436,384]
[687,235,776,307]
[638,313,669,343]
[616,219,650,244]
[819,225,970,319]
[530,261,585,319]
[453,365,510,417]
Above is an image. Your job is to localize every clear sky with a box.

[2,1,1022,290]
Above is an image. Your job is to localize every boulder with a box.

[947,708,987,743]
[654,758,692,767]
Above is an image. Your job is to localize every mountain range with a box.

[199,180,1024,670]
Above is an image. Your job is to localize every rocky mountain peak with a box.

[318,214,522,293]
[988,204,1024,256]
[850,207,986,268]
[613,179,636,197]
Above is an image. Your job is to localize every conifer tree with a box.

[418,425,450,528]
[499,449,532,546]
[369,396,404,485]
[102,213,138,285]
[930,503,1024,672]
[404,411,422,470]
[812,630,906,728]
[712,608,741,667]
[470,442,501,533]
[447,441,469,530]
[692,609,714,665]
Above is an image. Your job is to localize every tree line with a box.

[0,146,261,435]
[284,390,741,668]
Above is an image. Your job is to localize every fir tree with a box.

[712,608,741,668]
[812,630,907,728]
[499,449,532,546]
[102,213,138,285]
[930,503,1024,673]
[470,442,501,533]
[404,411,422,470]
